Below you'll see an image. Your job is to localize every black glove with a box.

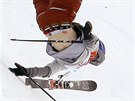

[82,21,93,40]
[71,21,92,40]
[9,63,28,76]
[71,22,83,38]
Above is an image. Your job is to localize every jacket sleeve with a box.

[26,66,52,77]
[85,34,99,52]
[85,34,105,66]
[46,60,67,75]
[25,60,67,77]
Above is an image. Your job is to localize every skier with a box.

[9,0,105,78]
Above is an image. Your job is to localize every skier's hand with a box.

[82,21,93,40]
[71,21,92,40]
[71,22,83,36]
[9,63,28,76]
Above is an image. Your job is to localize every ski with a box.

[25,78,97,92]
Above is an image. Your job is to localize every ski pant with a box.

[33,0,82,34]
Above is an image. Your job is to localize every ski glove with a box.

[71,21,92,40]
[82,21,93,40]
[9,63,29,77]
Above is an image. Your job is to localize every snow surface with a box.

[1,0,135,101]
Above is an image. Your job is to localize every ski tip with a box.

[90,81,97,91]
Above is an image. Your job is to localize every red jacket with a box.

[33,0,82,35]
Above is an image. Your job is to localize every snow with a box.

[1,0,135,101]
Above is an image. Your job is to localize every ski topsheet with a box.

[25,78,97,92]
